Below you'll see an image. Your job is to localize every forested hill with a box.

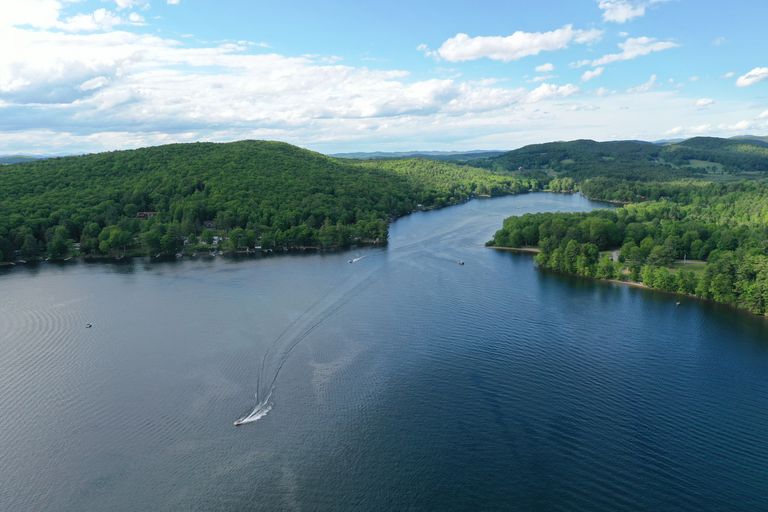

[0,140,535,262]
[471,136,768,179]
[331,150,505,161]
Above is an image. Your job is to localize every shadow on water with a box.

[534,263,768,351]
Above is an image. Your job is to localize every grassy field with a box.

[669,259,707,274]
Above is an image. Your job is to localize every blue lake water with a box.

[1,193,767,511]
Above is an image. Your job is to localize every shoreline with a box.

[488,245,768,319]
[1,190,538,272]
[487,246,541,254]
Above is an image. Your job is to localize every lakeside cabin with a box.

[136,211,158,220]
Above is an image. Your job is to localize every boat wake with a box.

[234,390,273,426]
[235,254,381,427]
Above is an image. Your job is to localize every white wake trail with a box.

[234,390,273,425]
[235,253,382,427]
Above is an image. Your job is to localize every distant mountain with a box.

[0,155,42,165]
[652,138,686,145]
[730,135,768,144]
[470,136,768,179]
[331,150,506,162]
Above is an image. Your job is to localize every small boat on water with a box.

[86,323,92,328]
[234,419,245,427]
[458,260,464,265]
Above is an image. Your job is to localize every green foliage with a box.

[490,180,768,316]
[0,140,533,260]
[471,137,768,187]
[474,139,697,181]
[547,177,576,193]
[663,137,768,172]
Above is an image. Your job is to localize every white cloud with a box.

[712,36,726,46]
[526,83,579,103]
[416,43,438,59]
[0,1,764,154]
[60,9,125,32]
[529,75,555,83]
[79,76,110,91]
[2,16,586,137]
[570,59,592,69]
[1,0,63,29]
[736,67,768,87]
[595,87,612,96]
[114,0,150,10]
[0,1,133,33]
[592,36,678,66]
[597,0,669,23]
[695,98,715,108]
[128,12,146,25]
[665,119,765,138]
[598,1,646,23]
[427,25,602,63]
[723,71,735,78]
[535,62,554,73]
[581,67,604,82]
[167,0,181,4]
[627,74,657,93]
[728,119,751,131]
[759,110,768,119]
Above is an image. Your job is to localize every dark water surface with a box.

[1,193,767,511]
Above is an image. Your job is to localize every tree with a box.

[47,226,71,259]
[595,256,616,279]
[563,240,580,273]
[647,246,673,266]
[141,230,162,256]
[21,234,39,259]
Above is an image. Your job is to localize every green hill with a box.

[662,137,768,172]
[473,136,768,179]
[0,140,534,261]
[332,150,505,161]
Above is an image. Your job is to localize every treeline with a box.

[488,181,768,316]
[0,141,535,262]
[473,139,699,181]
[360,158,538,200]
[578,177,711,203]
[662,137,768,172]
[470,137,768,181]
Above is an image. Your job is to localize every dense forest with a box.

[0,140,535,262]
[489,180,768,316]
[5,134,768,316]
[471,137,768,180]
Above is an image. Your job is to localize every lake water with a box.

[1,193,767,511]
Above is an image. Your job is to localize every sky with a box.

[1,0,767,155]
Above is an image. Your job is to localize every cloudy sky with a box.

[2,0,767,154]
